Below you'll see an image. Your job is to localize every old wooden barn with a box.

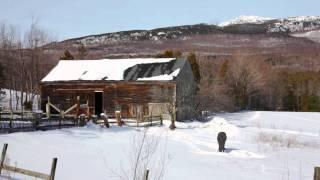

[40,58,197,121]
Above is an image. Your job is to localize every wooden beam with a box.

[50,158,58,180]
[48,103,61,113]
[76,96,80,117]
[143,169,149,180]
[46,103,51,118]
[86,100,90,116]
[315,167,320,180]
[3,164,50,179]
[64,104,77,115]
[56,88,103,91]
[0,143,8,175]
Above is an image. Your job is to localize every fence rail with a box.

[0,143,57,180]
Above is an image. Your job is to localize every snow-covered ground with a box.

[291,30,320,43]
[0,89,39,111]
[0,111,319,180]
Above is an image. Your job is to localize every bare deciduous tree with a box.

[109,128,170,180]
[225,55,266,110]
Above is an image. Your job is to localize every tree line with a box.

[156,50,320,113]
[198,54,320,112]
[1,22,319,113]
[0,21,52,110]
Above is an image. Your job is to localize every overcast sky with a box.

[1,0,319,40]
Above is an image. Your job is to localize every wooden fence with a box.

[0,143,57,180]
[1,95,166,133]
[0,110,79,133]
[136,115,163,127]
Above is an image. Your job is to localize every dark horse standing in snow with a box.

[217,132,227,152]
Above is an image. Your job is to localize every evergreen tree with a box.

[0,62,4,100]
[156,50,182,58]
[77,43,88,59]
[60,50,74,60]
[219,60,229,78]
[0,62,4,88]
[187,53,201,85]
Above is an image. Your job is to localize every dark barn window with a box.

[95,92,103,116]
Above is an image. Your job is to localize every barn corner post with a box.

[169,84,177,130]
[169,104,176,130]
[75,96,80,125]
[86,100,90,117]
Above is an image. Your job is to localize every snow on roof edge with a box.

[41,58,180,82]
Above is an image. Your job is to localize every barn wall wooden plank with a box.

[41,81,176,118]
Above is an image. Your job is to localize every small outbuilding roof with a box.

[41,58,187,82]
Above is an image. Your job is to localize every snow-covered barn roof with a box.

[41,58,187,82]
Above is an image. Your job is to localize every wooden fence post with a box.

[143,169,149,180]
[50,158,58,180]
[76,96,80,118]
[315,167,320,180]
[21,106,24,120]
[169,105,176,130]
[101,114,109,128]
[33,112,40,130]
[9,112,13,133]
[79,114,86,127]
[136,106,139,127]
[0,143,8,175]
[86,100,89,116]
[60,110,65,129]
[160,114,163,125]
[46,97,51,118]
[115,111,122,126]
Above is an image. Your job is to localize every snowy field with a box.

[0,111,320,180]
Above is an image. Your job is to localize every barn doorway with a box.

[95,91,103,116]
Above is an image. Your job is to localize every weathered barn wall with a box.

[175,60,197,121]
[40,81,176,118]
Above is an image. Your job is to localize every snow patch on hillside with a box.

[219,15,274,26]
[268,16,320,33]
[291,30,320,42]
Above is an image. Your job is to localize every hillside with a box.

[2,16,320,113]
[43,16,320,72]
[53,16,320,47]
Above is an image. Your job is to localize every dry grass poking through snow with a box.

[255,132,320,149]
